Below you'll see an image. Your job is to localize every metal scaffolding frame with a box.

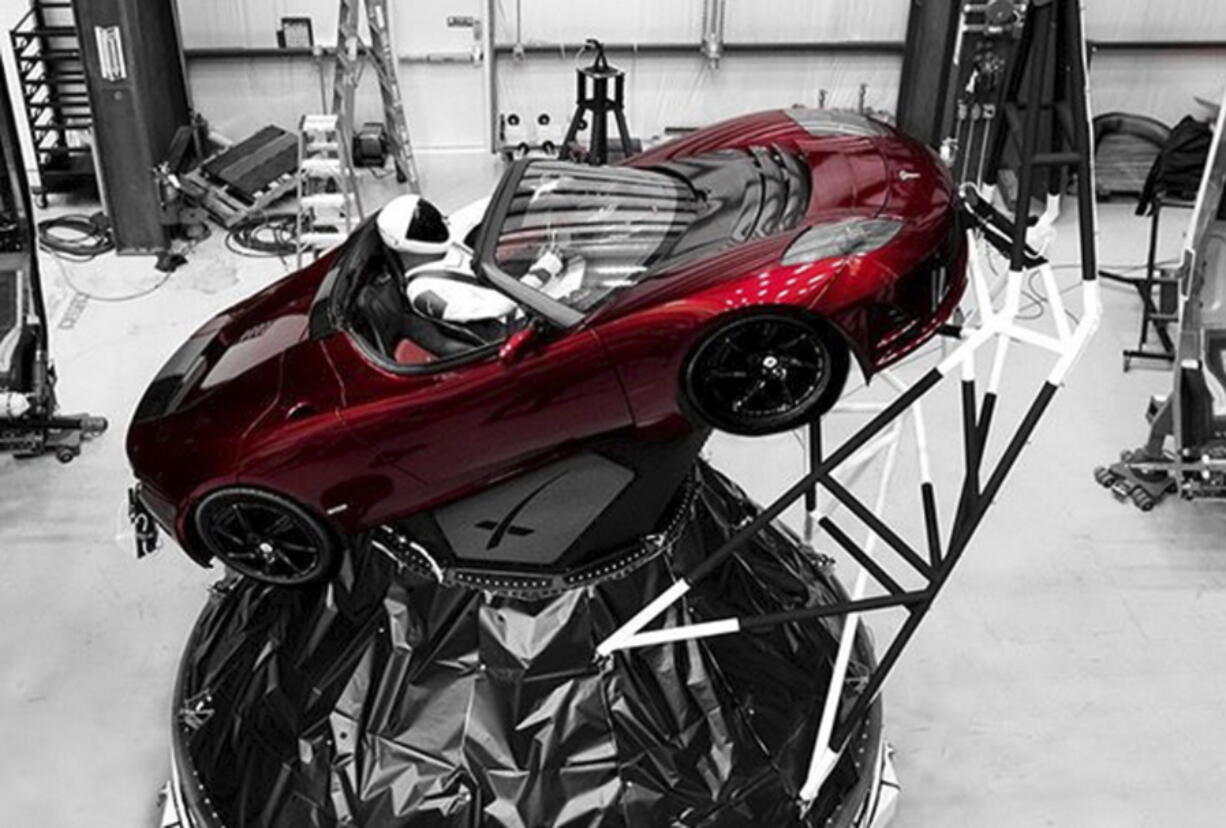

[598,0,1102,807]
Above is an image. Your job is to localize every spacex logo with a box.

[473,470,568,550]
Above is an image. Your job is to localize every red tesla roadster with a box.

[127,108,966,584]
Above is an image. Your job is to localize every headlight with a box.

[133,335,215,423]
[782,218,903,266]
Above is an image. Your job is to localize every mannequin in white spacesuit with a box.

[377,194,579,328]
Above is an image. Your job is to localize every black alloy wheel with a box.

[684,312,847,435]
[193,488,338,585]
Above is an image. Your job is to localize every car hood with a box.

[127,256,340,490]
[133,255,335,418]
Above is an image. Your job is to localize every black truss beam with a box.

[636,0,1099,771]
[685,368,943,585]
[819,475,932,578]
[818,517,905,597]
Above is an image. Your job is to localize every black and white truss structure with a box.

[598,0,1102,808]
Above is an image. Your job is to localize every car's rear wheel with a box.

[683,312,848,435]
[193,488,338,585]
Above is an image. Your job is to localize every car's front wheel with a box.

[193,488,338,585]
[682,311,849,435]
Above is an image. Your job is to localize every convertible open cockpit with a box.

[339,149,815,368]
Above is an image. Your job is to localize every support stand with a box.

[560,39,635,166]
[1099,192,1194,369]
[599,0,1101,812]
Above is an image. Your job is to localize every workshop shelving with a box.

[9,0,95,206]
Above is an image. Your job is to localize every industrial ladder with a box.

[295,114,363,269]
[332,0,419,189]
[8,0,94,204]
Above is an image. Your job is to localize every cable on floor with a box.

[225,213,298,260]
[36,212,180,302]
[37,212,115,261]
[49,254,174,303]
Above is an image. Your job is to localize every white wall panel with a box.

[725,0,907,42]
[1091,52,1226,126]
[164,0,1226,156]
[1085,0,1226,41]
[175,0,1226,51]
[493,0,703,45]
[186,58,338,136]
[189,59,487,150]
[178,0,347,49]
[490,0,908,152]
[489,0,908,47]
[399,63,489,148]
[397,0,483,54]
[496,52,901,143]
[1083,0,1226,127]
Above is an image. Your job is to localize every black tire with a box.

[193,488,338,586]
[682,312,849,436]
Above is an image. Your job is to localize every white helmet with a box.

[377,194,451,256]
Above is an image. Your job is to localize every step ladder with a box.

[331,0,420,189]
[295,114,363,269]
[8,0,94,205]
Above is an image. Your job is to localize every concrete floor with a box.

[0,152,1222,827]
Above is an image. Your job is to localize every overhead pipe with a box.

[701,0,727,67]
[181,39,1226,62]
[490,40,908,57]
[483,0,498,153]
[513,0,525,60]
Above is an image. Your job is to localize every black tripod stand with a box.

[560,39,636,165]
[1099,194,1189,370]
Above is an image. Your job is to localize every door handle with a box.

[285,402,318,421]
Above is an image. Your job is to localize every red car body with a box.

[127,109,965,564]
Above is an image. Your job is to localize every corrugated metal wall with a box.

[4,0,1225,159]
[494,0,907,148]
[175,0,1224,153]
[1086,0,1226,123]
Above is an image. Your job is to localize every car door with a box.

[326,324,634,511]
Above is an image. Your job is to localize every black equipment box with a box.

[201,126,299,200]
[182,126,300,227]
[353,122,389,168]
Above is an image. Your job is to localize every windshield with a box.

[491,161,699,314]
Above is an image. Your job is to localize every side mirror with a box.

[499,321,541,365]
